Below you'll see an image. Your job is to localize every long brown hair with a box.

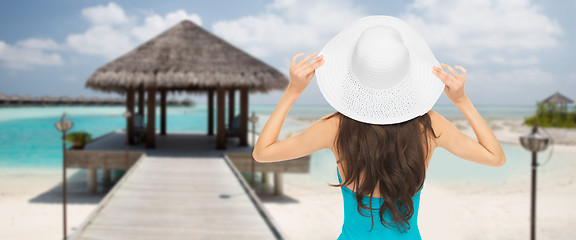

[325,111,438,232]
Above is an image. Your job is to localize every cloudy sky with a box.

[0,0,574,106]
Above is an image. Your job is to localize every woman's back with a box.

[330,112,434,239]
[337,166,423,239]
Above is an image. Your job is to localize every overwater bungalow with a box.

[181,97,194,106]
[74,96,88,105]
[39,95,55,106]
[88,96,101,105]
[20,95,33,104]
[7,94,21,105]
[56,96,73,105]
[85,19,288,149]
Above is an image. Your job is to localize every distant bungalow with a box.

[0,93,195,106]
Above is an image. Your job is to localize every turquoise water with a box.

[306,143,562,187]
[0,104,556,184]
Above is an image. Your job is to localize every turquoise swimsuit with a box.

[337,167,422,239]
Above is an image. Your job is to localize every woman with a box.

[252,16,506,239]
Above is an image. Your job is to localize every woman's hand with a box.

[433,63,467,105]
[287,52,325,95]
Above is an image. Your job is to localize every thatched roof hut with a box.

[84,20,287,149]
[88,96,101,104]
[181,97,194,106]
[542,92,573,104]
[0,94,7,104]
[110,97,123,105]
[542,92,573,112]
[103,97,118,105]
[39,95,55,105]
[74,96,88,105]
[8,94,21,104]
[85,20,287,94]
[56,96,73,105]
[21,95,33,104]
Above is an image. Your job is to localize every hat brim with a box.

[316,16,445,125]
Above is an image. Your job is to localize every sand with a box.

[2,117,575,239]
[0,168,109,240]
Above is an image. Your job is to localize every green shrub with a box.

[524,101,576,128]
[66,131,92,149]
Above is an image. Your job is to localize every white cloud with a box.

[67,25,136,58]
[66,2,202,59]
[212,0,365,60]
[0,38,63,69]
[473,67,556,85]
[131,10,202,42]
[17,38,61,50]
[81,2,130,26]
[401,0,563,66]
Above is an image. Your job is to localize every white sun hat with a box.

[316,15,444,125]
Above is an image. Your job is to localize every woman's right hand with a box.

[430,63,506,168]
[433,63,467,105]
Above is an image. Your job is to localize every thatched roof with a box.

[39,95,55,102]
[85,20,288,95]
[75,96,88,103]
[58,96,73,102]
[21,95,32,101]
[8,94,19,101]
[542,92,573,104]
[89,96,102,103]
[182,97,195,106]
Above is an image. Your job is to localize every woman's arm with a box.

[252,53,328,163]
[431,64,506,167]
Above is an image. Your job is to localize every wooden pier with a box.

[68,130,292,240]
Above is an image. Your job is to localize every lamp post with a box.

[55,113,73,240]
[519,123,549,240]
[248,111,259,187]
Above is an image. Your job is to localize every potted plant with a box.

[66,131,92,149]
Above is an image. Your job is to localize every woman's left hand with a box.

[287,52,325,95]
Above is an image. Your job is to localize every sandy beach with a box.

[0,168,108,240]
[1,117,575,239]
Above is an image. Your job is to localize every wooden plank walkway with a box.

[70,131,283,240]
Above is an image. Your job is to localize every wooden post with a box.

[160,89,167,135]
[103,169,111,185]
[138,86,144,116]
[239,87,249,146]
[87,168,97,194]
[216,87,226,150]
[146,87,156,148]
[228,89,235,129]
[208,89,214,136]
[126,88,135,145]
[262,172,269,185]
[274,172,283,195]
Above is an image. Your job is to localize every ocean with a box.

[0,104,563,187]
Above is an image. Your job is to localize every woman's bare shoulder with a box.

[428,109,450,130]
[320,112,341,150]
